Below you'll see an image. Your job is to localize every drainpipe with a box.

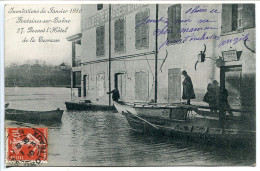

[154,4,159,103]
[108,4,112,106]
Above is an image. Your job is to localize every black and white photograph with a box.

[0,1,257,168]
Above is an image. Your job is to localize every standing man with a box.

[107,87,120,102]
[182,70,196,105]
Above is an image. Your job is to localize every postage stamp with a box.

[6,128,48,166]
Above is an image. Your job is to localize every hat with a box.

[213,80,219,85]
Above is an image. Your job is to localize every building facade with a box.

[68,4,255,123]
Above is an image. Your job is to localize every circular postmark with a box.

[6,127,48,166]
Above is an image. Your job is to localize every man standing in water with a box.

[182,70,196,105]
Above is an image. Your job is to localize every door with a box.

[135,71,149,101]
[224,66,242,110]
[168,68,181,103]
[114,73,126,100]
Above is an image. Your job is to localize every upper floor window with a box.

[167,4,181,43]
[114,18,125,53]
[221,4,255,34]
[97,4,103,11]
[96,26,105,57]
[135,10,149,49]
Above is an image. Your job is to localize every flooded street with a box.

[5,87,255,166]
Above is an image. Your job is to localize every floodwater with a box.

[5,87,255,166]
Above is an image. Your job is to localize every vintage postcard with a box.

[2,1,256,167]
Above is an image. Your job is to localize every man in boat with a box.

[107,88,120,102]
[182,70,196,105]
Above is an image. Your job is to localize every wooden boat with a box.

[5,108,64,123]
[65,101,116,111]
[114,101,244,121]
[114,101,190,120]
[122,111,255,147]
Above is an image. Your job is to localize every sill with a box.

[115,50,126,55]
[135,46,149,50]
[96,55,105,58]
[220,27,255,36]
[220,30,243,36]
[167,41,183,46]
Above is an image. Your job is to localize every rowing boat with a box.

[65,101,116,111]
[5,108,64,123]
[122,111,255,147]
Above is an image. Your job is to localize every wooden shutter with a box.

[96,26,105,56]
[167,6,174,42]
[115,18,125,53]
[241,4,255,29]
[167,4,181,42]
[142,10,149,49]
[135,71,148,101]
[168,68,181,103]
[221,4,232,34]
[174,5,181,40]
[135,10,149,49]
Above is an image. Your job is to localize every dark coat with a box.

[107,89,120,101]
[203,83,216,105]
[182,75,196,100]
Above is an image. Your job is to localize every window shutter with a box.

[96,26,105,57]
[174,4,181,40]
[135,10,149,49]
[167,4,181,42]
[167,6,174,42]
[135,12,141,49]
[142,10,149,48]
[221,4,232,34]
[114,18,125,53]
[241,4,255,29]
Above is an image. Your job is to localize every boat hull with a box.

[122,111,255,147]
[5,109,64,123]
[114,101,188,120]
[65,101,116,111]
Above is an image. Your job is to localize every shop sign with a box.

[222,50,239,62]
[82,4,148,31]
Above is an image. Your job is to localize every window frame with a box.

[97,4,103,11]
[221,4,255,36]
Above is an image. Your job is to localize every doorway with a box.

[114,73,126,100]
[220,65,242,110]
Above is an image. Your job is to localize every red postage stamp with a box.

[6,127,48,166]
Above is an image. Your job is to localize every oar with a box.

[126,110,159,129]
